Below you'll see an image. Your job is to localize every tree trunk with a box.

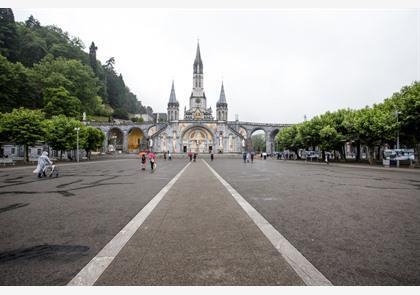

[340,145,346,161]
[60,150,63,160]
[377,146,382,161]
[356,141,361,162]
[368,146,375,165]
[24,144,29,163]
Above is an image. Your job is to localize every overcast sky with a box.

[14,8,420,123]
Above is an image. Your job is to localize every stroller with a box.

[43,164,59,178]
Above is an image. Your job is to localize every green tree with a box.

[251,133,266,152]
[43,86,81,118]
[81,126,104,160]
[354,105,396,164]
[0,108,45,162]
[0,8,18,62]
[0,54,41,112]
[382,82,420,165]
[33,55,100,113]
[276,124,303,158]
[319,125,343,155]
[298,118,323,150]
[112,108,129,120]
[44,115,83,159]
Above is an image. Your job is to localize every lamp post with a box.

[74,127,80,163]
[395,110,401,168]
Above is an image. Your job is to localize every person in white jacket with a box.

[33,151,52,178]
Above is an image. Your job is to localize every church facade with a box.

[94,43,291,154]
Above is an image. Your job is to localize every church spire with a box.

[193,41,203,74]
[168,80,177,104]
[218,81,227,104]
[167,80,179,122]
[216,81,228,121]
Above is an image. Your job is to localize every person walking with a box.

[141,153,147,170]
[325,153,329,165]
[33,151,52,178]
[243,152,247,163]
[148,152,157,172]
[193,153,197,162]
[210,151,214,161]
[188,151,193,161]
[168,152,172,160]
[251,151,254,163]
[163,151,167,160]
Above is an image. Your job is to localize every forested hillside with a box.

[0,8,153,119]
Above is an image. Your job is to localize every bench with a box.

[29,157,38,164]
[0,158,16,166]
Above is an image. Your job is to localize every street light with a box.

[395,110,401,168]
[74,127,80,163]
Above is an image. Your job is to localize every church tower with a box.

[216,82,228,121]
[190,42,206,110]
[184,42,213,120]
[167,81,179,121]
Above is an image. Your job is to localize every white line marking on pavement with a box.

[67,162,191,286]
[202,160,333,286]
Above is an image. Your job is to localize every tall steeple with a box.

[168,80,177,103]
[167,80,179,121]
[218,81,227,104]
[193,42,203,74]
[190,41,206,110]
[216,81,228,121]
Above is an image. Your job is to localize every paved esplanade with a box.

[94,160,304,285]
[1,158,419,285]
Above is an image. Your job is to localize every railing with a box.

[227,121,294,127]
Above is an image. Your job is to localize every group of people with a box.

[242,152,255,163]
[140,151,157,172]
[162,151,172,161]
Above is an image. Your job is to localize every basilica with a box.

[97,43,287,155]
[156,42,242,154]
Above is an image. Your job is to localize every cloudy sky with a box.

[14,8,420,124]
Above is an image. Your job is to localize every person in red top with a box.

[188,151,193,161]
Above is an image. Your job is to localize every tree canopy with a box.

[0,8,153,116]
[276,81,420,164]
[0,108,45,162]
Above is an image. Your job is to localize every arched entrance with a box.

[128,128,145,153]
[250,129,267,153]
[108,128,124,152]
[181,127,214,153]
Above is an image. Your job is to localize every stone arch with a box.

[127,127,146,153]
[181,125,215,154]
[250,128,267,153]
[108,127,124,152]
